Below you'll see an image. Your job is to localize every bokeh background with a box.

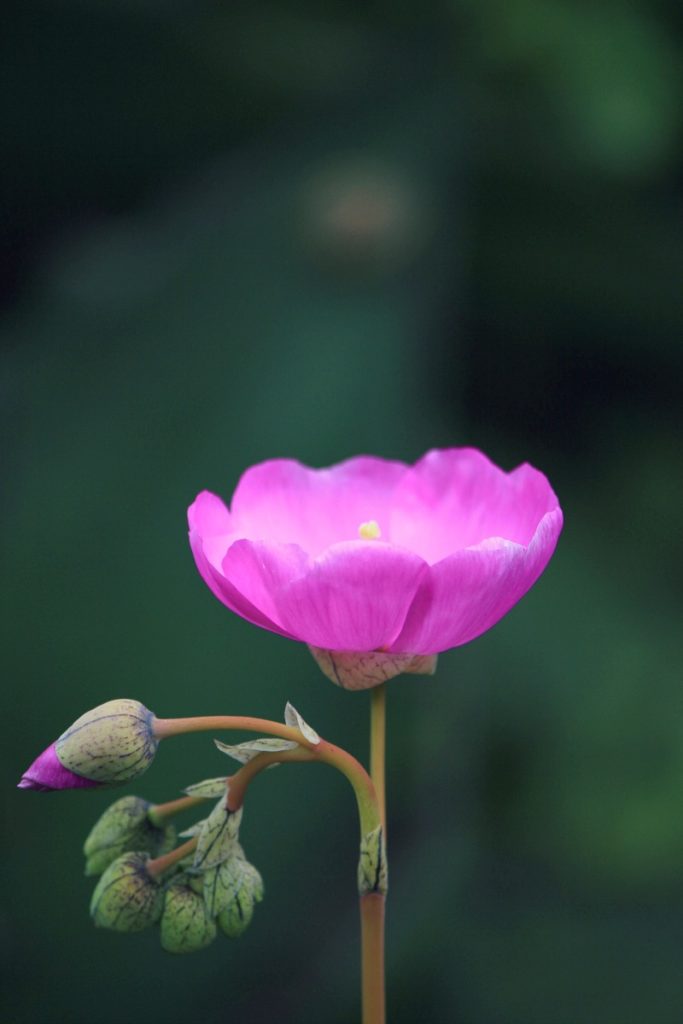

[3,2,683,1022]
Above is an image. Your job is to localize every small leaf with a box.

[284,703,320,745]
[178,819,208,839]
[183,778,228,799]
[357,825,388,896]
[214,737,298,765]
[193,798,243,870]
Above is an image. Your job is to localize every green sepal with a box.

[182,778,228,799]
[284,702,320,744]
[187,872,205,895]
[56,699,157,784]
[160,878,217,954]
[217,889,254,938]
[202,854,263,919]
[84,796,175,876]
[90,852,163,932]
[357,825,388,896]
[193,798,243,870]
[214,736,298,765]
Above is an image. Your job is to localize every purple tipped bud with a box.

[18,699,158,791]
[18,742,103,792]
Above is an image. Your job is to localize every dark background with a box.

[3,2,683,1022]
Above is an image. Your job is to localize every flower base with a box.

[308,647,438,691]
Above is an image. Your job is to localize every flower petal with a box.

[219,538,428,650]
[272,541,429,650]
[391,507,564,654]
[390,448,560,563]
[189,531,296,639]
[229,456,408,556]
[220,539,310,629]
[18,742,102,791]
[188,490,232,537]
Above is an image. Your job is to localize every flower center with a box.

[357,520,381,540]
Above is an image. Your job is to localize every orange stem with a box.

[360,893,386,1024]
[147,836,198,878]
[148,794,208,825]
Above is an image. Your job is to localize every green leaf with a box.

[193,798,243,870]
[214,736,298,764]
[284,702,320,744]
[183,777,228,799]
[178,820,208,839]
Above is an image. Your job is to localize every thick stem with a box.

[155,711,385,1021]
[360,893,386,1024]
[363,682,387,1023]
[370,684,387,831]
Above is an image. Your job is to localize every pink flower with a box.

[188,449,562,689]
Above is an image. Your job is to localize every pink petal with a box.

[220,539,310,629]
[188,490,232,537]
[229,456,408,556]
[268,541,429,650]
[391,507,564,654]
[18,742,102,791]
[189,530,296,639]
[390,448,560,564]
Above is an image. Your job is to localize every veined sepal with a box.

[83,796,176,876]
[309,647,437,691]
[160,876,217,954]
[191,798,243,870]
[90,852,164,932]
[357,825,388,896]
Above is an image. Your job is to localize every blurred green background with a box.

[2,2,683,1022]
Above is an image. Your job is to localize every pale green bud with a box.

[90,852,163,932]
[160,879,217,954]
[216,857,264,938]
[56,699,158,785]
[188,872,204,896]
[84,796,176,876]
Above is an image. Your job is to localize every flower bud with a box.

[84,796,176,876]
[160,879,217,954]
[19,699,158,790]
[90,852,163,932]
[216,857,264,938]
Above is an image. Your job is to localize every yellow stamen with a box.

[358,520,381,540]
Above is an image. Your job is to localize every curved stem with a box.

[154,715,309,747]
[226,747,315,811]
[370,684,387,831]
[155,714,381,837]
[155,711,385,1023]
